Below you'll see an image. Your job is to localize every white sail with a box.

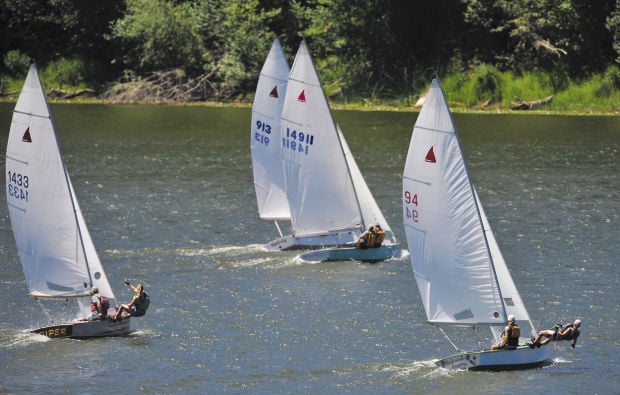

[251,39,291,220]
[338,125,393,239]
[402,78,505,325]
[281,41,361,236]
[6,64,115,319]
[475,189,535,337]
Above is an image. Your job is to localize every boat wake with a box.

[385,359,455,379]
[0,329,50,348]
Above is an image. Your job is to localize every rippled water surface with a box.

[0,103,618,393]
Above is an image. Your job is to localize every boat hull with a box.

[32,318,131,339]
[264,231,359,251]
[298,244,401,263]
[436,346,551,371]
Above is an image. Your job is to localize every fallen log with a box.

[511,95,554,110]
[48,88,95,99]
[0,90,20,97]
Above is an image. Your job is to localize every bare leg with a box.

[113,304,130,321]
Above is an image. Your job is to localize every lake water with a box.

[0,103,618,394]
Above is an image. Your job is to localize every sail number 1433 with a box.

[7,170,29,202]
[404,190,419,222]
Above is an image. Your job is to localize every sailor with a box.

[357,226,375,249]
[89,287,109,319]
[491,314,521,350]
[529,319,581,348]
[112,280,150,322]
[372,224,386,248]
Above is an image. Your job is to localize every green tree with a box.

[462,0,616,78]
[112,0,205,73]
[608,0,620,64]
[291,0,465,99]
[194,0,281,99]
[0,0,123,81]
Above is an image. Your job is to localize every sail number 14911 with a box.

[283,127,314,155]
[404,190,419,222]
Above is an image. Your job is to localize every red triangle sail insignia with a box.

[297,90,306,102]
[425,146,436,163]
[269,86,278,98]
[22,127,32,143]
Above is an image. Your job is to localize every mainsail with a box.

[281,41,362,236]
[251,38,291,221]
[6,64,116,319]
[402,78,506,326]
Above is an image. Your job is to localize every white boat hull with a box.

[298,244,401,263]
[33,318,131,339]
[264,231,359,251]
[436,345,551,371]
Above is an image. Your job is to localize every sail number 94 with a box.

[404,190,419,222]
[7,171,29,202]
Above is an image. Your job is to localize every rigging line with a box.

[438,326,461,352]
[274,220,284,238]
[36,298,54,324]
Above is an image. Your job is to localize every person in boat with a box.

[491,314,521,350]
[112,281,150,322]
[372,224,386,248]
[89,286,109,320]
[357,226,376,249]
[529,319,581,348]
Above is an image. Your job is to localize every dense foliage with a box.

[1,0,619,104]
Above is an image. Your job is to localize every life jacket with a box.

[134,291,150,314]
[90,295,109,315]
[558,324,579,341]
[366,232,376,248]
[373,230,386,247]
[502,323,521,347]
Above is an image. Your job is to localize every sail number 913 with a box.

[404,190,419,222]
[7,170,29,202]
[254,120,271,146]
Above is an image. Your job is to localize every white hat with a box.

[574,319,581,325]
[507,314,515,322]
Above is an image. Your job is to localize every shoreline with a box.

[1,97,618,116]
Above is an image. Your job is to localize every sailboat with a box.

[402,78,550,370]
[6,64,130,338]
[251,38,291,238]
[264,40,400,262]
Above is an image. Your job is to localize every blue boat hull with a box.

[298,244,401,262]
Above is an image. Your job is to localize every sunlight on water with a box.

[0,105,617,393]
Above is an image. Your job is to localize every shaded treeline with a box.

[1,0,619,102]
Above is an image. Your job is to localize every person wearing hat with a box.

[89,286,108,319]
[529,319,582,349]
[491,314,521,350]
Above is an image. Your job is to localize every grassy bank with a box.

[2,65,620,115]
